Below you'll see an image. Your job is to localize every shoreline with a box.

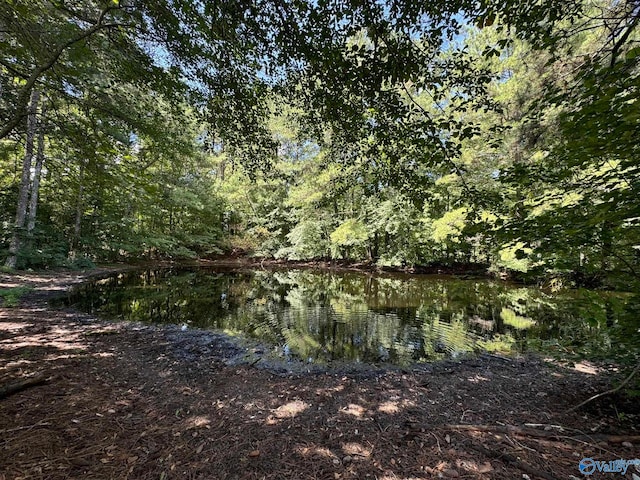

[1,267,638,480]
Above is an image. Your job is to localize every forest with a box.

[1,0,639,289]
[2,3,640,479]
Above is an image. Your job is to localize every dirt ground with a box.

[1,268,639,480]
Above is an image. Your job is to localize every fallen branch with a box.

[566,362,640,413]
[431,424,640,444]
[0,420,51,434]
[438,424,562,439]
[0,373,51,400]
[469,441,558,480]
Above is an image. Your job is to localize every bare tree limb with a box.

[469,441,559,480]
[0,373,51,400]
[566,361,640,413]
[431,423,640,444]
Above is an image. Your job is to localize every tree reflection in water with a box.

[67,267,633,366]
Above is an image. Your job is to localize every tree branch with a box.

[609,6,640,67]
[400,82,472,196]
[566,361,640,413]
[0,58,29,78]
[0,6,127,140]
[0,373,51,400]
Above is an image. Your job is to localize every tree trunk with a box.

[72,161,85,253]
[27,102,46,236]
[5,90,40,268]
[371,232,379,260]
[219,159,226,181]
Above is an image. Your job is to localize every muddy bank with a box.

[1,269,638,480]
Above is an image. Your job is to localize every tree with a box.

[492,0,640,284]
[4,90,40,268]
[5,0,634,278]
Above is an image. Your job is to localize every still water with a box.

[66,267,635,366]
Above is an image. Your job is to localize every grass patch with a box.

[0,286,33,307]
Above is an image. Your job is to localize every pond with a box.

[64,267,636,366]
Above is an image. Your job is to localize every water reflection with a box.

[66,267,634,366]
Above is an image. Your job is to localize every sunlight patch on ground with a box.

[456,458,494,474]
[44,285,69,292]
[241,400,265,412]
[377,396,416,414]
[274,400,309,418]
[314,384,345,396]
[295,445,336,459]
[572,361,600,375]
[93,352,115,358]
[378,401,400,414]
[466,374,490,383]
[340,403,365,417]
[44,353,87,361]
[545,357,602,375]
[52,326,81,337]
[185,415,211,428]
[2,359,36,370]
[342,442,371,457]
[419,460,472,478]
[0,329,88,351]
[0,321,32,331]
[266,400,310,424]
[433,461,453,473]
[378,476,429,480]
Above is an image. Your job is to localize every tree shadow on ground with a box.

[0,278,638,480]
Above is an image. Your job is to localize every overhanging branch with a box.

[0,6,129,140]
